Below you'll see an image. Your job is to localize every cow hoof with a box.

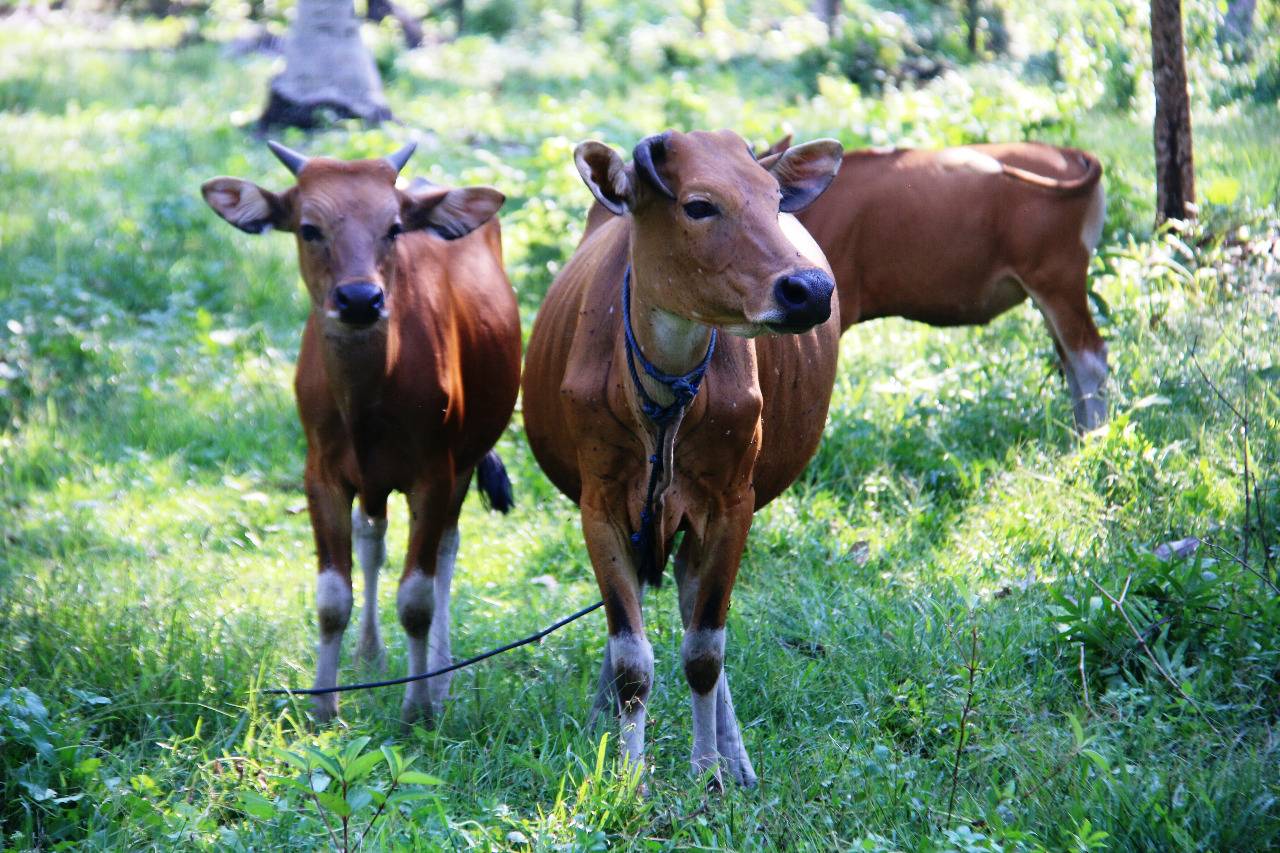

[731,764,758,789]
[400,701,435,730]
[312,695,339,724]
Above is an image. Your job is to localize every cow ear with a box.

[202,178,294,234]
[765,138,844,213]
[574,141,633,216]
[402,185,505,240]
[756,133,793,161]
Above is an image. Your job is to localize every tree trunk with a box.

[966,0,979,54]
[573,0,584,32]
[1221,0,1256,43]
[1151,0,1196,223]
[814,0,841,37]
[367,0,424,49]
[259,0,390,131]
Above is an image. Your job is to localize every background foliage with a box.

[1,1,1278,849]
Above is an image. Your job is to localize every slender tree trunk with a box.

[573,0,584,32]
[814,0,841,37]
[259,0,390,131]
[1151,0,1196,222]
[1221,0,1256,43]
[965,0,979,54]
[367,0,424,49]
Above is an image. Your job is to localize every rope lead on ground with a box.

[263,600,604,697]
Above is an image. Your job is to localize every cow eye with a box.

[385,223,403,241]
[682,200,718,220]
[299,224,323,242]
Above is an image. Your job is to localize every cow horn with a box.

[267,140,309,176]
[385,142,417,174]
[632,132,675,200]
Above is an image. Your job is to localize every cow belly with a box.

[861,271,1027,328]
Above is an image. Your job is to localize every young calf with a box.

[767,137,1109,430]
[523,130,844,788]
[202,143,521,724]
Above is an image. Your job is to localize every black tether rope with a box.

[261,267,714,698]
[263,600,603,696]
[621,267,716,582]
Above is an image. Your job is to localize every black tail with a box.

[475,450,514,514]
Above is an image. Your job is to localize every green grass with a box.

[2,11,1280,852]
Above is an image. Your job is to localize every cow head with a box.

[201,142,504,331]
[575,129,842,335]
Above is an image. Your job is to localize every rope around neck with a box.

[621,267,716,583]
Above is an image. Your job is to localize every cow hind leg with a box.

[714,670,757,788]
[1027,265,1109,432]
[588,642,620,730]
[352,505,388,669]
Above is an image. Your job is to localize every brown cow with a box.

[523,130,844,788]
[763,137,1109,430]
[202,142,521,724]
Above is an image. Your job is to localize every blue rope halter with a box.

[621,267,717,584]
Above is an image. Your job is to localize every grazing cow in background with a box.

[523,130,844,789]
[202,142,521,724]
[759,137,1109,431]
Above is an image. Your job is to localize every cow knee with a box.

[681,628,725,696]
[608,633,654,707]
[397,571,433,638]
[316,571,353,636]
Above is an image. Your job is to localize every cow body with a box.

[523,130,844,788]
[794,141,1109,429]
[203,146,520,723]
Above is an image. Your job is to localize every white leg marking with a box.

[1067,345,1109,431]
[426,527,459,712]
[714,671,758,787]
[608,633,654,766]
[352,507,387,667]
[313,568,353,721]
[588,643,618,729]
[681,628,725,783]
[397,569,434,724]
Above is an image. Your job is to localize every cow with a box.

[522,130,844,789]
[760,136,1109,431]
[201,142,521,725]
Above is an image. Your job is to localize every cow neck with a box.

[319,310,400,424]
[621,264,717,585]
[622,265,717,419]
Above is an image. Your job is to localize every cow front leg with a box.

[677,499,756,789]
[581,494,652,778]
[352,505,388,669]
[306,475,356,722]
[398,475,460,726]
[426,525,459,713]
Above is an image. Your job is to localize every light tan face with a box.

[201,150,504,331]
[576,130,844,336]
[289,160,404,324]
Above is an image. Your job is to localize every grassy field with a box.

[2,12,1279,852]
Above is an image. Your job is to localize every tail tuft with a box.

[476,450,514,514]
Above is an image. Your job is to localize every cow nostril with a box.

[777,276,809,308]
[332,282,385,325]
